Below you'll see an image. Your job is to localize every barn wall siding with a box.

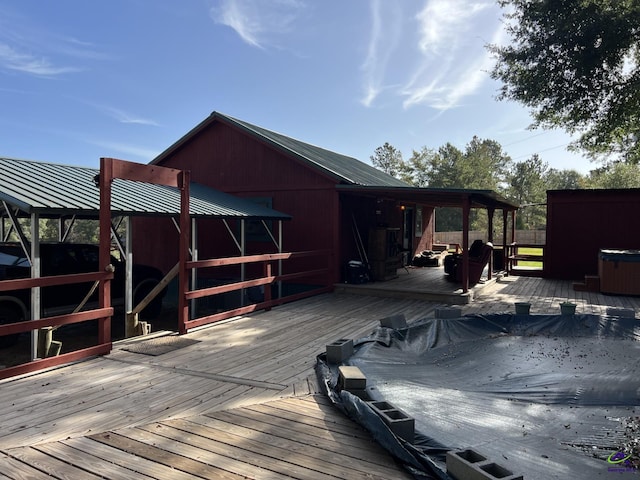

[136,120,342,283]
[545,189,640,280]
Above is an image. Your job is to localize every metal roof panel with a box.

[0,157,291,220]
[152,112,410,188]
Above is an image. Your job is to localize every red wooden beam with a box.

[0,343,112,381]
[0,271,112,292]
[107,157,183,187]
[0,307,114,336]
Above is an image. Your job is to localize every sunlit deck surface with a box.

[335,264,498,303]
[1,271,639,479]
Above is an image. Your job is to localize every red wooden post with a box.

[264,262,272,310]
[98,158,113,346]
[178,170,190,334]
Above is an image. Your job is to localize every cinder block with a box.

[446,449,523,480]
[368,400,415,443]
[379,314,407,329]
[338,366,366,391]
[606,307,636,318]
[326,338,354,364]
[435,307,462,319]
[348,389,370,400]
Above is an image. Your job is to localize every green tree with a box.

[489,0,640,163]
[409,137,511,231]
[544,169,587,190]
[370,142,404,178]
[507,154,548,229]
[587,162,640,188]
[403,147,438,187]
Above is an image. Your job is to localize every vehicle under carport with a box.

[0,156,292,379]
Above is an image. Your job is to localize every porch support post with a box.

[487,207,494,281]
[98,158,113,346]
[30,212,40,360]
[502,210,508,247]
[461,196,470,293]
[278,220,283,299]
[178,170,190,334]
[190,217,198,318]
[240,219,246,307]
[124,216,137,338]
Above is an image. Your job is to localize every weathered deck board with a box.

[1,274,639,479]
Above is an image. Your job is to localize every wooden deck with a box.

[1,274,638,479]
[336,265,507,304]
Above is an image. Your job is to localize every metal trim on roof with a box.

[336,184,519,210]
[0,157,291,220]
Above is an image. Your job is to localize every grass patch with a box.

[513,247,543,268]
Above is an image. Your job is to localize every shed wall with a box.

[545,189,640,280]
[135,121,341,282]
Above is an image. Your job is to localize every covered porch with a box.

[335,263,498,304]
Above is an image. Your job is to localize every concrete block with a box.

[338,366,366,391]
[379,314,407,329]
[348,389,370,400]
[606,307,636,318]
[435,307,462,319]
[326,338,354,364]
[446,449,523,480]
[368,400,415,443]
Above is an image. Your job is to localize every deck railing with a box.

[181,249,333,332]
[0,271,113,380]
[505,243,545,275]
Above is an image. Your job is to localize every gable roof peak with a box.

[154,111,409,188]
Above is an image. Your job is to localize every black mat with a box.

[121,336,200,356]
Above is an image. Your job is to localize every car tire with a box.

[0,303,24,348]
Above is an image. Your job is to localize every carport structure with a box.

[0,156,294,379]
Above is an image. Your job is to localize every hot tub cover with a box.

[600,249,640,262]
[316,313,640,479]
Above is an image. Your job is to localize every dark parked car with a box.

[0,242,166,346]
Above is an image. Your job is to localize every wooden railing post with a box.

[264,262,272,311]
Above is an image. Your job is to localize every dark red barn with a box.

[134,112,516,294]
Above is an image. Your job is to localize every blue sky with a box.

[0,0,593,175]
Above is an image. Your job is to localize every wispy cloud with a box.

[0,6,103,78]
[404,0,499,110]
[209,0,305,49]
[360,0,403,107]
[88,140,160,161]
[0,43,82,76]
[97,105,160,127]
[415,0,489,54]
[361,0,502,112]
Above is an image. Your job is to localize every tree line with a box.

[370,139,640,231]
[372,0,640,233]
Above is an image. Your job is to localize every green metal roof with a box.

[153,111,410,188]
[0,157,291,220]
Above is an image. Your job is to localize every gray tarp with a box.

[317,313,640,479]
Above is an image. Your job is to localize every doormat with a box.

[121,336,200,356]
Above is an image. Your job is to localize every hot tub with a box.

[598,248,640,295]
